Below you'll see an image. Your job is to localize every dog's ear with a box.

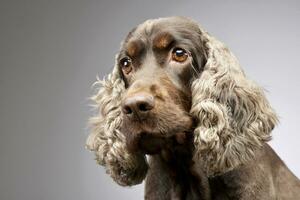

[86,55,148,186]
[191,27,278,176]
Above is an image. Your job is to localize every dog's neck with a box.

[147,134,210,199]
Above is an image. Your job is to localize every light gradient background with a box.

[0,0,299,199]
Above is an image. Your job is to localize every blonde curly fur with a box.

[86,58,147,186]
[86,17,278,186]
[191,28,278,176]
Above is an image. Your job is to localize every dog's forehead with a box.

[124,17,199,47]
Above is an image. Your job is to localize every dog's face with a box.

[87,17,278,185]
[118,17,206,154]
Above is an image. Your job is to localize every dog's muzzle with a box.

[121,93,155,120]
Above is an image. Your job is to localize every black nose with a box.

[122,94,154,117]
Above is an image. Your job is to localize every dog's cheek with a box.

[156,104,193,135]
[120,120,140,153]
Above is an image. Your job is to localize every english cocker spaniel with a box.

[86,16,300,200]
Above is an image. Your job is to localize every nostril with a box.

[138,102,153,112]
[138,103,149,112]
[123,105,132,114]
[122,94,154,116]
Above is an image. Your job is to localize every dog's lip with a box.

[138,133,167,154]
[133,131,192,155]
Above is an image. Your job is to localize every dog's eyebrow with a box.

[153,32,174,50]
[126,40,144,58]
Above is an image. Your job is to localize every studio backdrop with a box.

[0,1,299,200]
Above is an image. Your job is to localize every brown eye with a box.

[120,57,132,74]
[172,48,188,62]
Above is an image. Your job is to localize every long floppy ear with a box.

[86,55,148,186]
[191,26,278,176]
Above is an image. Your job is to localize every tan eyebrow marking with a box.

[126,40,144,58]
[153,32,174,49]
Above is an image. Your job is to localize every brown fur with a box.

[86,16,300,199]
[153,32,174,49]
[210,144,300,200]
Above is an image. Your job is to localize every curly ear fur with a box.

[86,56,148,186]
[86,18,278,185]
[191,26,278,176]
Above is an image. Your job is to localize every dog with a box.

[86,16,300,199]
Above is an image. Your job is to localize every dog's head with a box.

[118,18,206,155]
[86,16,278,186]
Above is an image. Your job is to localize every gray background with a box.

[0,0,299,199]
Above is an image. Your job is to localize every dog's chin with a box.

[121,113,195,154]
[123,131,168,155]
[138,133,168,154]
[124,130,192,155]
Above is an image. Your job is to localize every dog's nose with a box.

[122,94,154,117]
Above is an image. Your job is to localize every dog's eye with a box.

[172,48,188,62]
[120,57,133,74]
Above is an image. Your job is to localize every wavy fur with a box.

[191,28,278,176]
[86,58,148,186]
[86,17,278,185]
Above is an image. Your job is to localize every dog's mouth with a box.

[120,109,196,155]
[125,131,192,155]
[136,133,167,154]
